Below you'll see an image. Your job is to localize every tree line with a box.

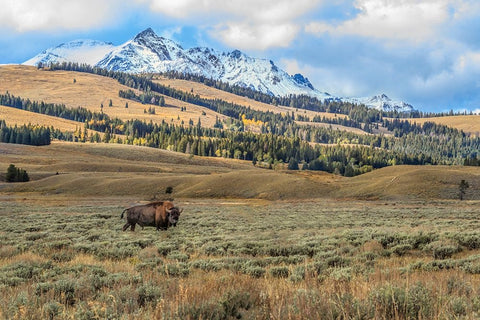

[0,120,51,146]
[118,89,165,106]
[0,92,107,123]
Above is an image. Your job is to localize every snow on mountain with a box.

[343,94,414,113]
[24,40,114,67]
[96,28,332,99]
[23,28,414,112]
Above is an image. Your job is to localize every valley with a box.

[1,59,480,319]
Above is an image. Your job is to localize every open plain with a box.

[0,142,480,319]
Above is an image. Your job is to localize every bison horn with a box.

[166,208,172,214]
[179,208,183,214]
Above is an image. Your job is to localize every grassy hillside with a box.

[0,105,82,132]
[338,165,480,200]
[1,142,478,201]
[406,115,480,136]
[0,65,371,135]
[0,65,228,128]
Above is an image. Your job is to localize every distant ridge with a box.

[24,28,414,113]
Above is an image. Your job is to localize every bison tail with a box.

[120,209,127,219]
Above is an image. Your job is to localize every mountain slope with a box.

[24,28,414,112]
[96,28,331,99]
[24,40,114,66]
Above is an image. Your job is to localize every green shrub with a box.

[51,251,74,262]
[54,279,77,305]
[245,266,265,278]
[156,243,178,256]
[447,277,472,296]
[189,259,225,272]
[43,301,63,319]
[326,255,350,268]
[455,233,480,249]
[451,297,468,317]
[137,282,162,307]
[164,263,190,277]
[391,243,412,256]
[35,282,53,295]
[424,241,461,259]
[26,232,47,241]
[370,283,433,319]
[166,251,190,262]
[269,266,290,278]
[409,232,437,249]
[290,266,305,282]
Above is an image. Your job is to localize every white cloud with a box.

[412,50,480,92]
[0,0,124,32]
[306,0,451,42]
[141,0,322,50]
[214,23,299,51]
[279,58,366,97]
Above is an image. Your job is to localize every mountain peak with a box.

[229,50,244,59]
[23,28,415,111]
[134,28,158,40]
[293,74,315,90]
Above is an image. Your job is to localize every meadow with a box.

[2,64,480,319]
[1,196,480,319]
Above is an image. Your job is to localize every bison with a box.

[120,201,182,231]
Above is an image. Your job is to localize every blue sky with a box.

[1,0,480,113]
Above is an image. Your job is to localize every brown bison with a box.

[120,201,182,231]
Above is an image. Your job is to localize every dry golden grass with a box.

[405,115,480,136]
[0,142,338,200]
[0,65,228,128]
[0,65,369,135]
[1,141,479,201]
[0,105,82,132]
[339,164,480,200]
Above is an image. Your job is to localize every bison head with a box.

[166,207,182,227]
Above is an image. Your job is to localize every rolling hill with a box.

[406,115,480,136]
[0,65,228,128]
[1,64,479,200]
[1,142,478,201]
[0,64,367,134]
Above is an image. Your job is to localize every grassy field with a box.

[1,196,480,319]
[1,142,480,318]
[404,115,480,136]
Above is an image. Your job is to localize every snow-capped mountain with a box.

[24,40,114,67]
[96,28,331,98]
[24,28,415,112]
[343,94,414,113]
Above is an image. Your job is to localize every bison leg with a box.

[130,224,136,231]
[122,222,131,231]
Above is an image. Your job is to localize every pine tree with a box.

[5,164,29,182]
[6,164,16,182]
[459,180,470,200]
[288,158,299,170]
